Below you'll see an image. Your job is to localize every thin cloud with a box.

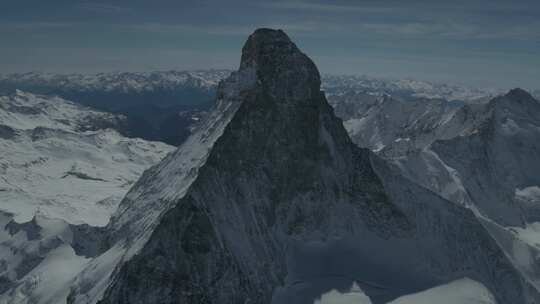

[125,23,253,36]
[260,0,396,13]
[125,22,345,37]
[360,21,540,41]
[77,2,132,14]
[0,22,72,32]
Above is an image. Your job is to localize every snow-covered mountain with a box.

[0,70,501,105]
[0,70,499,103]
[331,80,540,293]
[0,69,504,147]
[322,74,504,102]
[0,90,174,302]
[0,71,230,146]
[56,29,537,304]
[0,70,230,95]
[0,90,173,225]
[328,92,464,152]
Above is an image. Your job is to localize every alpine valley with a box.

[0,28,539,304]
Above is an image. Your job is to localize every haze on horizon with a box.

[1,0,539,90]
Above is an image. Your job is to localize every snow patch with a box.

[510,222,540,250]
[515,186,540,204]
[501,118,521,135]
[314,282,372,304]
[1,245,90,304]
[387,278,496,304]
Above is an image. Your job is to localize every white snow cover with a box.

[0,70,231,93]
[387,278,496,304]
[510,186,540,250]
[310,278,495,304]
[0,91,173,303]
[0,71,501,102]
[0,91,174,226]
[322,74,502,102]
[3,244,90,304]
[0,213,89,304]
[510,222,540,250]
[314,282,372,304]
[0,90,125,132]
[515,186,540,206]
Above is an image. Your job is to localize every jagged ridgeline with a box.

[90,29,538,303]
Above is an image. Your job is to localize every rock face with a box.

[329,92,463,152]
[91,29,538,304]
[409,89,540,290]
[332,87,540,228]
[430,89,540,225]
[365,88,540,228]
[332,79,540,292]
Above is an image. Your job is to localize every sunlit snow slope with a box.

[0,90,173,226]
[0,90,174,302]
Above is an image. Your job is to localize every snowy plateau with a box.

[0,28,539,304]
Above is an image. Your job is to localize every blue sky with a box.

[1,0,539,89]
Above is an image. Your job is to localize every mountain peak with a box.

[240,28,321,102]
[488,87,540,113]
[240,28,293,69]
[505,88,536,101]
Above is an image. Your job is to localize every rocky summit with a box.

[72,29,538,304]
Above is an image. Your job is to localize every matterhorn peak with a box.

[239,28,321,103]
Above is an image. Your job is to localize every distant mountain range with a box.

[0,70,229,145]
[322,74,505,102]
[0,70,507,103]
[0,70,228,97]
[0,69,518,146]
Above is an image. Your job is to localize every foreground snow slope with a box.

[387,278,496,304]
[0,90,173,225]
[313,278,495,304]
[0,91,173,302]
